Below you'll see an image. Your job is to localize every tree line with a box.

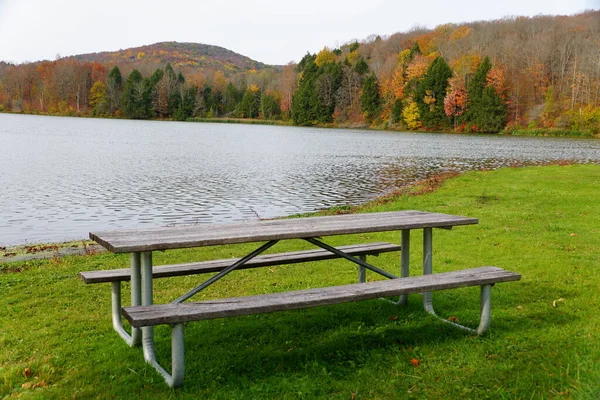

[1,11,598,134]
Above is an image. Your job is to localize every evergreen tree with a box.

[409,42,421,58]
[260,93,281,119]
[173,86,196,121]
[106,66,123,113]
[238,88,261,118]
[474,86,507,132]
[314,61,342,123]
[121,69,152,119]
[223,82,243,115]
[416,56,452,129]
[361,73,381,123]
[391,98,403,124]
[464,56,507,132]
[465,56,492,122]
[291,54,319,125]
[355,58,369,75]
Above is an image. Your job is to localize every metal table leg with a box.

[398,229,410,305]
[423,228,434,313]
[110,252,142,347]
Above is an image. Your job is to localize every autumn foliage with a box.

[1,11,599,134]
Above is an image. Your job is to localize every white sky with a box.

[0,0,598,65]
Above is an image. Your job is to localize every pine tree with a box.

[121,69,152,119]
[291,54,319,125]
[474,86,507,132]
[355,58,369,75]
[465,56,507,132]
[416,56,452,129]
[106,66,123,113]
[238,88,261,118]
[465,56,492,123]
[361,73,381,123]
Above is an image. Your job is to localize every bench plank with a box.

[80,242,401,284]
[123,266,520,327]
[90,211,478,253]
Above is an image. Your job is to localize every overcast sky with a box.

[0,0,598,65]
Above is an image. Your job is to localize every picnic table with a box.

[83,210,520,387]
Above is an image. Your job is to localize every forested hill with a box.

[68,41,271,73]
[1,11,599,135]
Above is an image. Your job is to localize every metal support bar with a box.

[130,252,142,346]
[477,284,492,335]
[420,283,494,335]
[398,229,411,305]
[417,228,494,335]
[140,252,156,362]
[110,252,142,347]
[357,255,366,283]
[173,240,280,304]
[303,237,397,280]
[422,228,434,313]
[140,322,185,388]
[138,250,186,387]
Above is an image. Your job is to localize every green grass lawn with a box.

[1,164,599,399]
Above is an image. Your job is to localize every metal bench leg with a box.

[140,322,186,388]
[421,283,494,336]
[110,252,142,347]
[137,251,185,387]
[420,229,493,335]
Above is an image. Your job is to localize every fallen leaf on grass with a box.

[552,298,564,308]
[570,233,578,237]
[388,315,399,321]
[447,316,460,323]
[23,367,31,378]
[410,359,420,367]
[21,379,47,390]
[516,306,523,310]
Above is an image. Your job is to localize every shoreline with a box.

[2,111,597,138]
[0,171,464,264]
[0,160,589,262]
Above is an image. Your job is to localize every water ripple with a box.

[1,114,599,245]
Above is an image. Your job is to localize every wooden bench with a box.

[122,266,520,388]
[79,242,401,349]
[79,242,401,284]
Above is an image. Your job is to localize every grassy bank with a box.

[504,128,596,138]
[186,117,293,126]
[1,165,599,399]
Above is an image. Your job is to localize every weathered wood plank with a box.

[79,242,401,284]
[123,267,520,327]
[91,211,478,253]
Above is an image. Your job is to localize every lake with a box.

[1,113,599,246]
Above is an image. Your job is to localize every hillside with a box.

[68,41,273,73]
[1,12,598,134]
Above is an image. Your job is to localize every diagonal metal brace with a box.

[173,240,279,303]
[303,237,398,280]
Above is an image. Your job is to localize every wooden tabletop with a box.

[90,210,478,253]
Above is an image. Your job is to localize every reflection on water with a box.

[1,113,599,245]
